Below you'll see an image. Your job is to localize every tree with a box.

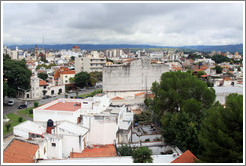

[74,72,90,88]
[196,71,206,78]
[34,102,39,108]
[36,64,48,70]
[6,123,11,132]
[211,54,230,64]
[198,94,243,163]
[132,147,153,163]
[89,71,102,86]
[151,71,216,116]
[70,56,75,61]
[38,73,48,80]
[3,82,8,98]
[3,59,32,97]
[215,66,222,74]
[118,144,134,156]
[69,77,75,84]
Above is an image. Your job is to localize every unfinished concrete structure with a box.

[103,57,170,98]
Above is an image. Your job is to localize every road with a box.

[3,88,100,115]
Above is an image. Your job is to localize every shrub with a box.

[118,144,134,156]
[6,123,11,131]
[29,109,33,114]
[18,117,23,122]
[132,147,153,163]
[34,102,39,108]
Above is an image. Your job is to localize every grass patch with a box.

[78,89,103,98]
[18,107,33,118]
[3,113,26,136]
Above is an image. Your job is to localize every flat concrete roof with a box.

[44,102,81,112]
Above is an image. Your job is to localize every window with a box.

[52,143,56,147]
[65,80,68,83]
[83,102,88,104]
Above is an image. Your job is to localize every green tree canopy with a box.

[211,54,230,64]
[215,66,223,74]
[151,71,216,116]
[198,94,243,163]
[3,82,8,98]
[3,59,32,97]
[118,145,134,156]
[74,72,90,88]
[38,72,48,80]
[132,147,153,163]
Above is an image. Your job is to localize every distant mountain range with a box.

[5,43,243,53]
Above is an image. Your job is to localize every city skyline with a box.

[2,2,244,46]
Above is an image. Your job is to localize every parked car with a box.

[42,95,50,99]
[7,100,15,106]
[18,104,27,109]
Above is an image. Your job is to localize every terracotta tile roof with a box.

[123,58,136,63]
[171,150,198,163]
[111,96,124,100]
[3,139,39,163]
[61,70,75,74]
[70,144,117,158]
[135,92,145,96]
[39,80,48,86]
[54,70,60,80]
[200,74,210,78]
[172,67,182,71]
[132,109,142,114]
[44,102,81,112]
[146,93,155,99]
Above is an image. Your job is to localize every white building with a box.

[12,94,133,160]
[75,53,106,73]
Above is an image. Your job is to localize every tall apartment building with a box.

[75,53,106,73]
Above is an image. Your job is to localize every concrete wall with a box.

[88,118,118,145]
[33,109,80,123]
[103,58,170,92]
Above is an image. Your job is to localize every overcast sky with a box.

[3,2,244,46]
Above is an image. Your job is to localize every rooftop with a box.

[44,101,81,112]
[70,144,117,158]
[111,96,124,100]
[14,120,46,135]
[39,80,48,86]
[57,121,89,136]
[61,70,75,75]
[171,150,198,163]
[3,139,39,163]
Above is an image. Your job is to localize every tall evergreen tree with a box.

[198,94,243,163]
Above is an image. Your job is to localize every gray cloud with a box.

[3,2,243,46]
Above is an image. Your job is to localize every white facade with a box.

[75,55,106,73]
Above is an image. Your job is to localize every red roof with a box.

[135,92,145,96]
[72,45,80,49]
[132,109,142,115]
[200,74,210,78]
[146,93,155,99]
[3,139,39,163]
[44,102,81,112]
[70,144,117,158]
[61,70,75,75]
[39,80,48,86]
[171,150,198,163]
[111,96,124,100]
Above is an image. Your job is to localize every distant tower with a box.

[35,45,38,57]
